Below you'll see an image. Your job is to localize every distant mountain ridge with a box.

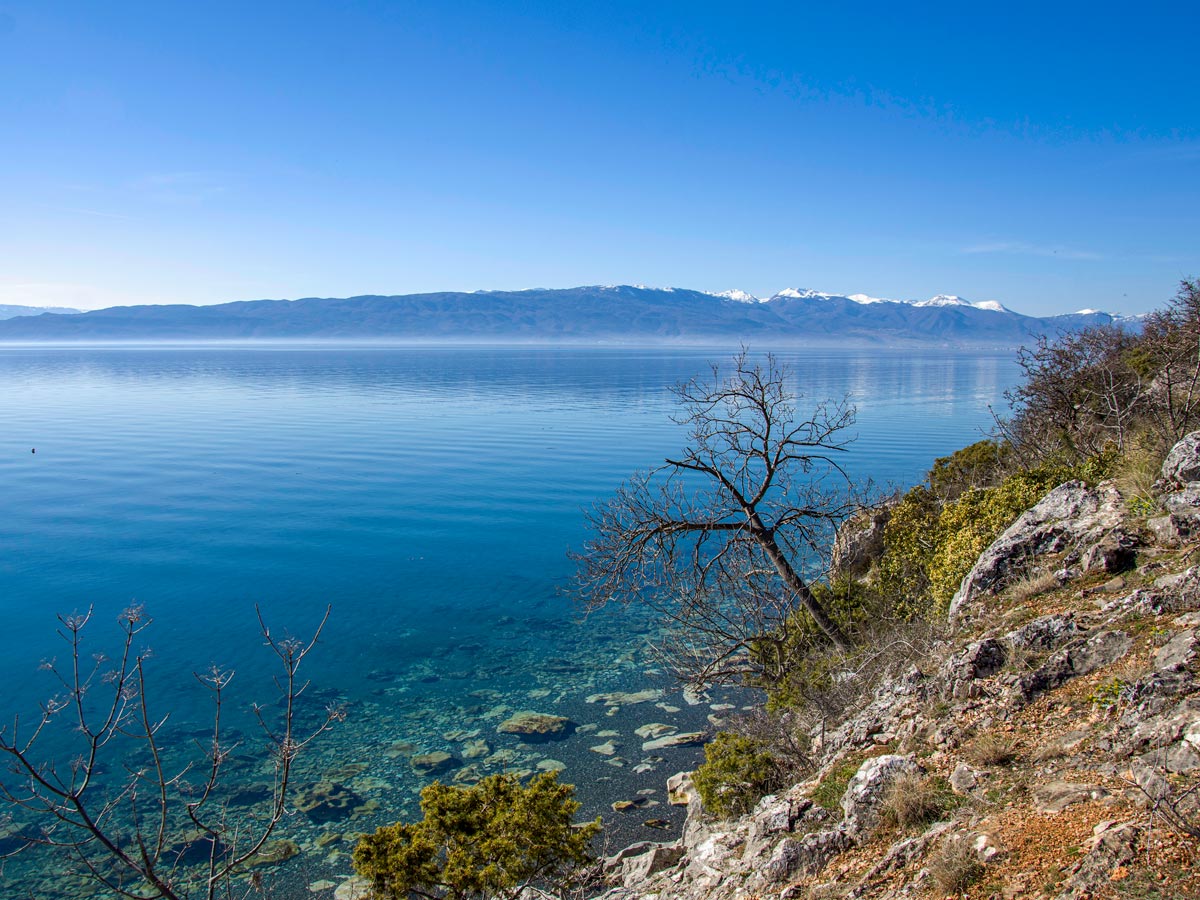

[0,304,81,320]
[0,285,1136,346]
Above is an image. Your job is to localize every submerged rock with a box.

[586,689,664,707]
[295,781,365,824]
[635,723,677,739]
[642,732,708,752]
[410,751,459,775]
[496,711,574,741]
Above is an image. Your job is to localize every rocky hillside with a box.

[600,434,1200,899]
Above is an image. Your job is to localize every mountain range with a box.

[0,286,1134,346]
[0,303,81,320]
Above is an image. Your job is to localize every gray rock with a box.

[831,504,892,579]
[943,639,1007,699]
[642,731,707,753]
[496,711,574,741]
[949,762,980,795]
[840,754,920,837]
[1081,531,1138,574]
[750,794,812,838]
[620,842,684,885]
[666,771,699,807]
[409,751,459,775]
[950,481,1124,620]
[1155,629,1200,672]
[761,829,851,882]
[945,643,1003,681]
[1140,741,1200,775]
[1032,781,1110,814]
[1015,630,1132,703]
[1161,431,1200,485]
[1055,822,1141,900]
[603,840,658,874]
[1148,514,1182,545]
[1070,629,1133,675]
[1165,486,1200,538]
[1005,613,1082,652]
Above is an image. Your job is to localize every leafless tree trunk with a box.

[0,604,341,900]
[573,351,859,685]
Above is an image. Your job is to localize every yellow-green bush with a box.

[354,772,600,900]
[692,732,779,818]
[880,457,1110,615]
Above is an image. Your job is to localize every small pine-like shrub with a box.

[692,732,779,819]
[353,772,600,900]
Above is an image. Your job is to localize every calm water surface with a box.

[0,345,1019,896]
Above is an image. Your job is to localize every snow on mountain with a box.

[847,293,898,305]
[771,288,842,301]
[913,294,970,308]
[767,289,1009,312]
[713,289,760,303]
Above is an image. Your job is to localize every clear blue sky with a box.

[1,1,1196,316]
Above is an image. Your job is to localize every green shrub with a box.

[353,772,600,900]
[927,439,1012,501]
[692,732,779,818]
[879,458,1099,615]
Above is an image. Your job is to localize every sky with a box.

[0,1,1197,317]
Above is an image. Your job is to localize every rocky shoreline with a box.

[591,432,1200,900]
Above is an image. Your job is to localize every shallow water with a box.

[0,344,1019,896]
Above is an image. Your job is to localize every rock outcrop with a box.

[601,432,1200,900]
[949,479,1124,619]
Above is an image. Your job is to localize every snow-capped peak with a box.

[847,293,897,305]
[913,294,969,308]
[1075,308,1100,315]
[714,289,760,303]
[971,300,1009,313]
[772,288,838,300]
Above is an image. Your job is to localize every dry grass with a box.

[878,773,954,832]
[1114,443,1166,514]
[966,730,1018,767]
[928,834,984,894]
[1006,568,1060,604]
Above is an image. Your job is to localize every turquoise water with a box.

[0,345,1019,896]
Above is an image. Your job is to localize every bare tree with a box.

[1140,279,1200,449]
[1005,324,1145,460]
[573,351,858,687]
[0,604,341,900]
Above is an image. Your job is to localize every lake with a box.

[0,344,1020,897]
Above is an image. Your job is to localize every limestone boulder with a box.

[949,480,1124,620]
[839,754,920,837]
[1165,486,1200,538]
[831,504,892,579]
[1005,613,1082,652]
[760,829,851,883]
[1161,431,1200,486]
